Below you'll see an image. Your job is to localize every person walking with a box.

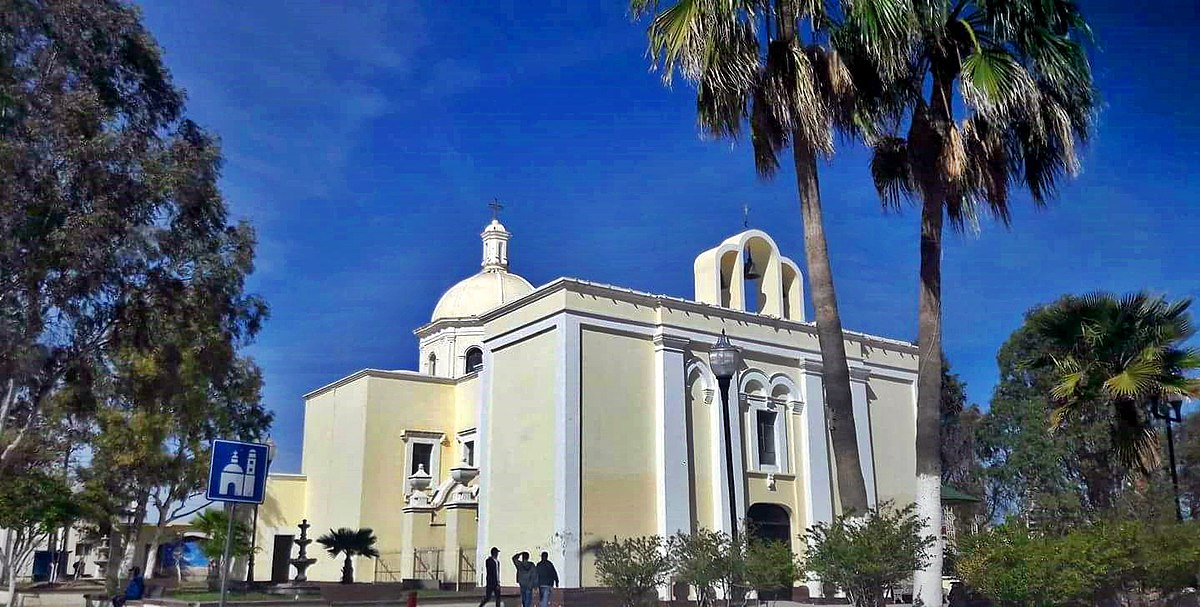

[478,547,502,607]
[535,552,558,607]
[512,552,538,607]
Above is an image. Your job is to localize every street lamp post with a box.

[246,439,277,584]
[1151,394,1185,521]
[710,331,743,545]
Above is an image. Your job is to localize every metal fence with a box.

[412,548,443,581]
[454,548,477,589]
[372,548,475,586]
[374,552,404,583]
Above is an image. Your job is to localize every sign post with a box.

[206,440,270,607]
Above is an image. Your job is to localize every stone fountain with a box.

[269,519,321,597]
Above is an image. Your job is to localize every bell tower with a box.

[693,230,805,321]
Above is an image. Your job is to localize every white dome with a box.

[431,270,534,321]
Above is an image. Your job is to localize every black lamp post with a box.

[246,439,277,583]
[1151,394,1185,521]
[710,331,743,545]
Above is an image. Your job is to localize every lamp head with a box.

[710,330,741,380]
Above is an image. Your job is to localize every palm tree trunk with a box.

[342,554,353,584]
[913,184,945,607]
[911,73,953,607]
[792,140,870,514]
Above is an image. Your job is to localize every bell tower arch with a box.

[694,230,805,320]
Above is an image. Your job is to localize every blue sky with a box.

[137,0,1200,473]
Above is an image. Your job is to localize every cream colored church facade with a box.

[254,218,919,595]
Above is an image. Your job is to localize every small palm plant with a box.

[316,528,380,584]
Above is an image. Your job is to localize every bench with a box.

[84,586,165,607]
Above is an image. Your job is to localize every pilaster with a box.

[653,333,693,542]
[849,366,877,507]
[799,359,834,598]
[555,316,582,587]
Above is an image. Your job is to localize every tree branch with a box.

[0,378,15,437]
[0,403,40,470]
[167,500,212,524]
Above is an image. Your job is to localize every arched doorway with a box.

[747,503,790,542]
[747,503,792,600]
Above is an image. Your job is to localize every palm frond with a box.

[869,136,913,209]
[750,86,787,176]
[959,46,1036,121]
[839,0,915,79]
[761,38,833,155]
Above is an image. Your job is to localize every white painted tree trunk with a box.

[913,473,943,607]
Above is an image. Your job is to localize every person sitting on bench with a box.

[112,567,145,607]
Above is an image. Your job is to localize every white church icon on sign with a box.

[219,449,258,497]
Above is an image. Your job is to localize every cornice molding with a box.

[303,368,456,399]
[473,278,918,354]
[652,333,691,352]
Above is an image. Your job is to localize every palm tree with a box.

[1032,293,1200,472]
[851,0,1099,603]
[628,0,907,516]
[192,509,253,580]
[317,527,380,584]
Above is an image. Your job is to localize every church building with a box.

[253,216,920,596]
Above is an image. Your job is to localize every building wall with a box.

[579,328,657,586]
[868,376,918,506]
[362,375,457,564]
[483,328,558,586]
[300,380,369,582]
[455,374,480,437]
[254,474,309,582]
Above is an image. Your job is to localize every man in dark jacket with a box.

[478,547,501,607]
[535,552,559,607]
[512,552,538,607]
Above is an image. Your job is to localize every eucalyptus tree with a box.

[847,0,1098,601]
[0,0,247,473]
[628,0,908,515]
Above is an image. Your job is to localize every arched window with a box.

[465,347,483,374]
[427,353,437,376]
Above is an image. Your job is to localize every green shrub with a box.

[743,539,802,605]
[594,535,674,607]
[803,502,934,607]
[668,529,728,606]
[957,519,1200,607]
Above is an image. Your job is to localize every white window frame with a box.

[457,428,478,468]
[463,348,484,375]
[402,430,445,494]
[744,395,789,474]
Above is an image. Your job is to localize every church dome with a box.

[431,270,534,321]
[430,217,534,321]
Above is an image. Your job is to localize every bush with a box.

[957,519,1200,607]
[668,529,728,606]
[803,502,934,607]
[743,539,802,605]
[594,536,674,607]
